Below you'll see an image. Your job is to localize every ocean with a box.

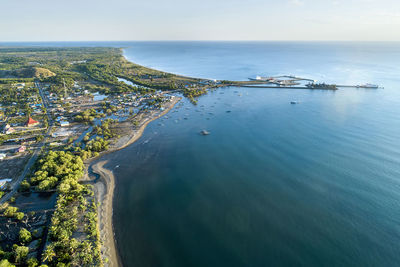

[6,41,400,266]
[109,42,400,267]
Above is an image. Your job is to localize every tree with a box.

[26,257,38,267]
[15,212,25,221]
[42,245,55,263]
[0,259,15,267]
[19,180,31,192]
[77,241,94,265]
[4,206,18,217]
[3,206,24,221]
[35,135,44,142]
[12,245,29,265]
[83,134,90,142]
[19,228,32,244]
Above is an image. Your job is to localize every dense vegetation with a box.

[73,120,113,160]
[74,108,102,123]
[30,151,84,192]
[22,151,103,266]
[183,87,208,104]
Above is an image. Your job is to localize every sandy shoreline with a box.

[89,96,181,267]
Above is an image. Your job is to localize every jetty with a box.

[228,75,380,90]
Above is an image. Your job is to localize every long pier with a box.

[236,84,381,90]
[336,85,382,89]
[228,75,380,90]
[237,85,337,90]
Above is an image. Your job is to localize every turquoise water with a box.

[106,42,400,266]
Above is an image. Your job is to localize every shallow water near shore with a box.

[103,42,400,266]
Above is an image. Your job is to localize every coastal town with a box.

[1,0,397,265]
[0,45,382,266]
[0,47,201,267]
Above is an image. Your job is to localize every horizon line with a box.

[0,40,400,43]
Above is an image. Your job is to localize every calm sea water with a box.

[107,42,400,267]
[4,41,399,266]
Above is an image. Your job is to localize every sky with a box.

[0,0,399,41]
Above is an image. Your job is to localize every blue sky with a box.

[1,0,399,41]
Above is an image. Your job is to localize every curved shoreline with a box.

[90,96,181,267]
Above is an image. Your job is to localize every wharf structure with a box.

[228,75,380,90]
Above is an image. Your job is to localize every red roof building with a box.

[26,117,39,127]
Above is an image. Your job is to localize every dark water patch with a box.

[16,192,57,212]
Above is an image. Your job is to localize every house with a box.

[16,146,26,153]
[26,117,39,127]
[60,121,70,127]
[49,142,62,147]
[3,124,15,135]
[0,153,6,160]
[16,83,25,90]
[0,179,12,190]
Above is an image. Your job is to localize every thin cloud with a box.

[289,0,305,6]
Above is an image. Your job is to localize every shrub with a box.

[26,257,38,267]
[19,180,31,192]
[12,245,28,265]
[0,259,15,267]
[3,206,18,217]
[19,228,32,244]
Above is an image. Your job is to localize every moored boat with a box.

[200,130,210,135]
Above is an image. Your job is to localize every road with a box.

[36,81,53,125]
[0,81,53,204]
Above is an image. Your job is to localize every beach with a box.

[89,96,181,267]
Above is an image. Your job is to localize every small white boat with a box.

[200,130,210,135]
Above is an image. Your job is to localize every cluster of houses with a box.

[0,85,43,119]
[40,82,173,134]
[29,103,44,115]
[55,116,69,127]
[106,91,170,111]
[0,116,40,159]
[0,145,27,161]
[2,117,40,135]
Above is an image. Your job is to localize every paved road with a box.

[0,82,53,204]
[36,81,52,125]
